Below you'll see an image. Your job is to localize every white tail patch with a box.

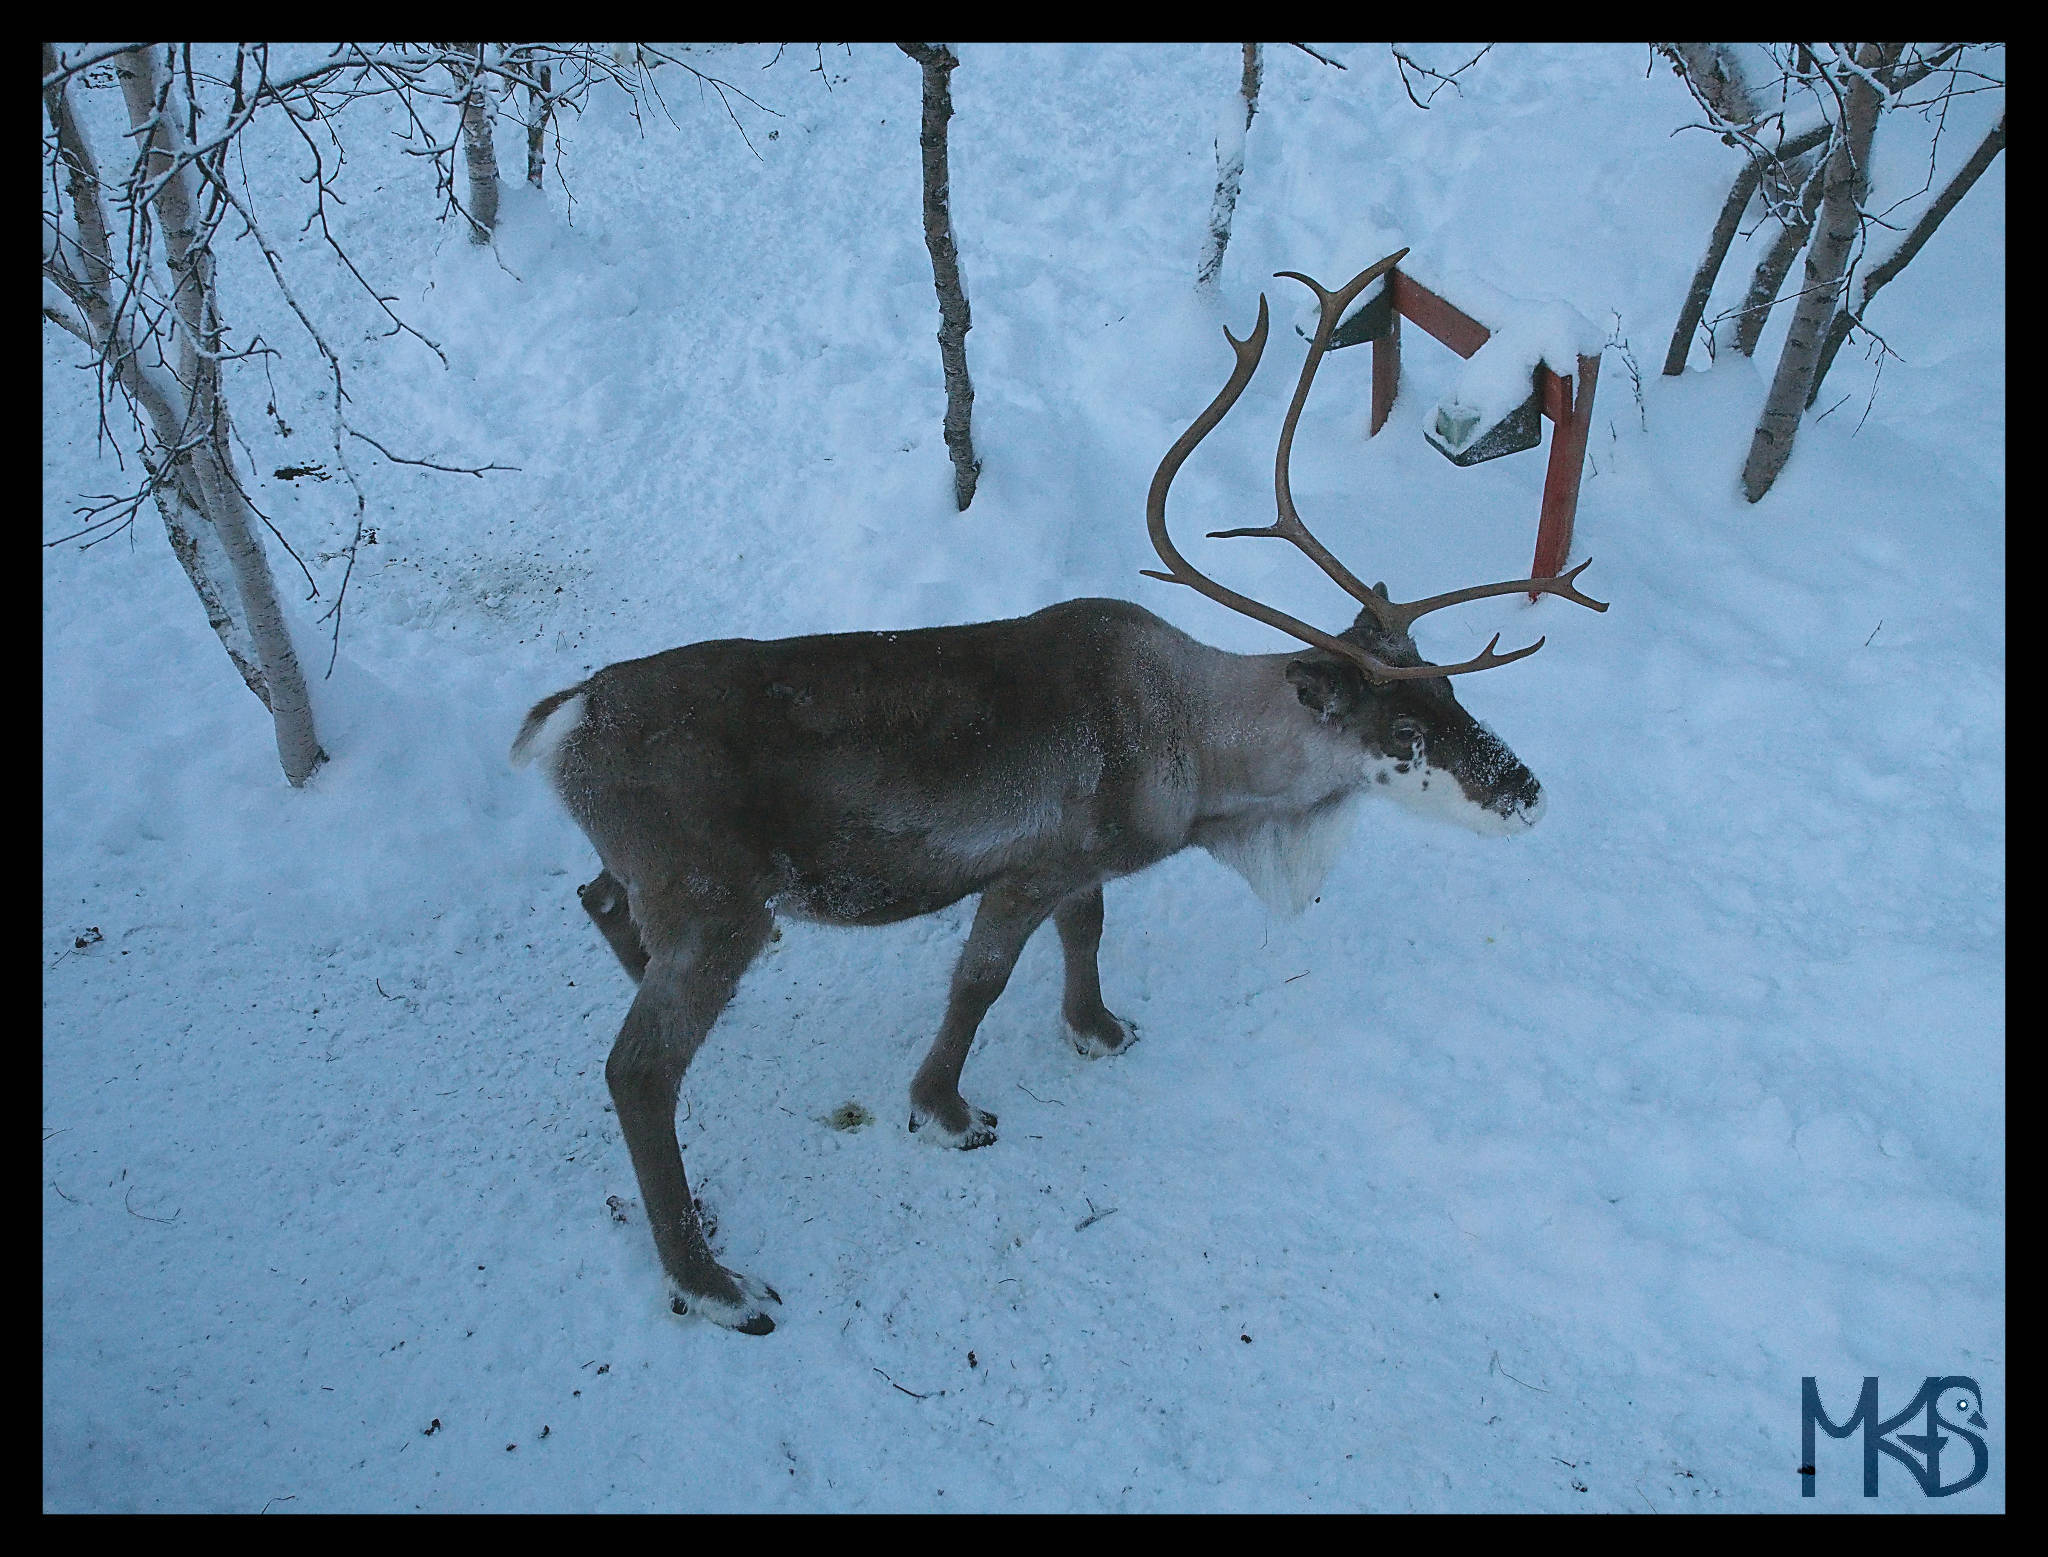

[509,692,587,777]
[1203,791,1363,917]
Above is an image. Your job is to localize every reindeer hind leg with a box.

[605,895,778,1332]
[580,868,650,984]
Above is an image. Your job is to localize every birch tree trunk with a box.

[1662,120,1833,375]
[1196,43,1262,290]
[527,62,552,189]
[114,46,327,784]
[1806,111,2005,406]
[1663,42,1760,127]
[899,43,981,511]
[454,44,501,241]
[1740,43,1900,504]
[1731,155,1824,357]
[1663,160,1760,375]
[45,51,265,703]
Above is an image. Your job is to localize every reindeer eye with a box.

[1391,718,1424,749]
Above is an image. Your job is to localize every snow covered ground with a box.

[43,44,2002,1511]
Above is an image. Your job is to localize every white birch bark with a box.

[1196,44,1262,290]
[527,61,551,190]
[1731,154,1824,357]
[1657,45,1831,375]
[1741,43,1901,503]
[1664,42,1760,129]
[454,45,501,241]
[116,46,326,783]
[44,43,268,703]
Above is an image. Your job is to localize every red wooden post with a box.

[1531,352,1599,590]
[1370,304,1400,436]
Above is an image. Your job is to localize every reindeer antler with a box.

[1145,250,1606,683]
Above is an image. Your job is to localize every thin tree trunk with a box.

[1662,120,1833,375]
[151,455,269,702]
[41,46,118,334]
[43,49,271,703]
[1662,42,1760,128]
[1741,43,1900,504]
[527,62,551,190]
[1664,160,1760,375]
[1731,153,1824,357]
[1196,43,1262,290]
[899,43,980,511]
[455,44,501,241]
[117,46,326,783]
[1806,111,2005,407]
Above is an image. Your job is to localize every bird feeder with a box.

[1328,264,1599,589]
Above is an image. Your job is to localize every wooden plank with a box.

[1389,272,1489,359]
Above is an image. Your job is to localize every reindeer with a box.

[512,252,1606,1333]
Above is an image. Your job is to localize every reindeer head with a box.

[1284,602,1545,833]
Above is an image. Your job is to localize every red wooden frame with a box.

[1368,269,1598,591]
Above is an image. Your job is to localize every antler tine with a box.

[1206,250,1409,632]
[1143,298,1409,683]
[1393,631,1544,679]
[1374,557,1611,632]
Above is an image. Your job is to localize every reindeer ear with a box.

[1286,657,1365,721]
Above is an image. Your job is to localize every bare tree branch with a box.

[40,42,154,91]
[1389,44,1492,109]
[898,43,981,510]
[1288,43,1346,70]
[1660,119,1832,374]
[345,427,520,477]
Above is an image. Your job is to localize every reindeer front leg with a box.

[910,880,1057,1148]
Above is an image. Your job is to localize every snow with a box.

[43,43,2002,1512]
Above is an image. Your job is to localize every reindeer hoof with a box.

[909,1099,999,1150]
[669,1270,782,1335]
[1067,1011,1138,1058]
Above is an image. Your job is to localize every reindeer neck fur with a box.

[1181,646,1372,917]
